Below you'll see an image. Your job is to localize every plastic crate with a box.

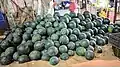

[109,33,120,58]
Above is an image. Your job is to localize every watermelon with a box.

[76,47,86,56]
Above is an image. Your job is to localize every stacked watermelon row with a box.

[0,11,120,65]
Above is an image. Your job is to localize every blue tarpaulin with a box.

[0,11,9,30]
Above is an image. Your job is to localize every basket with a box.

[109,33,120,58]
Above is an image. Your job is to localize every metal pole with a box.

[113,0,117,23]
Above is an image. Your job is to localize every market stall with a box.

[0,0,120,67]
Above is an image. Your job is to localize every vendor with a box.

[69,0,77,13]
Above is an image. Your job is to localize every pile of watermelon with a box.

[0,11,120,65]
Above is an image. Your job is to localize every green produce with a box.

[85,32,91,39]
[22,33,31,41]
[1,40,10,50]
[90,40,96,47]
[34,41,44,51]
[0,11,117,65]
[85,18,91,22]
[70,12,77,18]
[18,55,29,63]
[49,56,59,65]
[0,56,13,65]
[103,18,110,24]
[83,11,92,19]
[38,27,46,35]
[51,34,59,41]
[60,28,69,35]
[25,27,33,34]
[15,28,23,34]
[41,53,50,61]
[53,21,59,28]
[92,27,98,35]
[67,42,75,50]
[75,40,81,47]
[72,28,80,36]
[56,31,61,36]
[45,40,54,49]
[17,45,30,55]
[33,30,38,35]
[47,46,58,56]
[29,50,41,60]
[36,15,43,22]
[91,14,97,21]
[72,18,80,23]
[87,45,94,51]
[24,21,31,27]
[113,28,119,33]
[86,22,94,29]
[98,29,105,35]
[36,24,43,29]
[13,52,19,61]
[96,38,105,46]
[69,34,77,42]
[13,36,22,44]
[102,36,109,44]
[59,35,69,45]
[95,19,103,27]
[54,18,60,22]
[68,50,75,56]
[45,22,52,28]
[94,36,101,40]
[59,22,67,29]
[85,50,95,60]
[92,21,97,27]
[60,16,69,23]
[54,41,60,47]
[4,47,15,56]
[47,27,55,36]
[68,21,76,29]
[101,25,108,32]
[32,34,41,43]
[90,37,97,42]
[88,29,94,35]
[5,33,13,42]
[77,25,82,31]
[0,52,5,58]
[39,21,45,27]
[59,45,68,53]
[80,21,86,26]
[60,53,69,60]
[79,33,87,40]
[80,39,90,48]
[30,22,36,28]
[77,13,85,21]
[64,14,71,20]
[68,28,73,34]
[76,47,86,56]
[25,40,33,48]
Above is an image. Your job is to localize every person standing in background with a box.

[69,0,77,13]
